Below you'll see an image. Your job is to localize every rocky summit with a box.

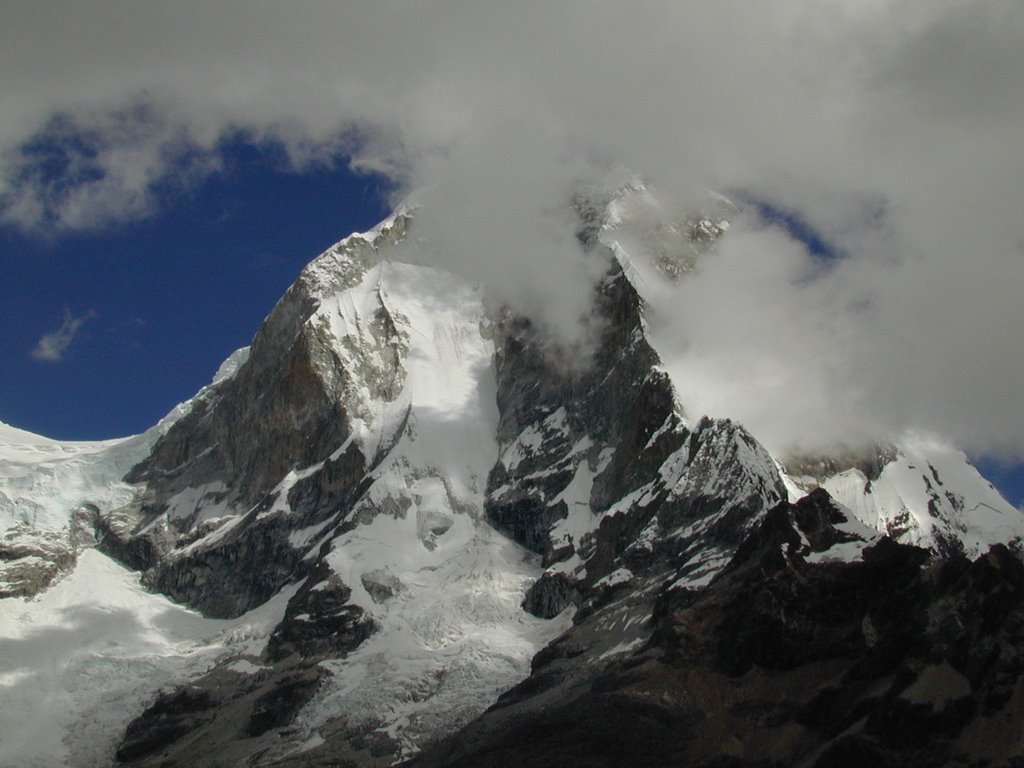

[2,190,1023,767]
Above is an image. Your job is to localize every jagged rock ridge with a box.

[104,200,796,766]
[409,491,1024,768]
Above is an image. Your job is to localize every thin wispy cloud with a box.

[2,1,1023,459]
[31,309,95,363]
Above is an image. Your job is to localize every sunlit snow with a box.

[0,549,292,768]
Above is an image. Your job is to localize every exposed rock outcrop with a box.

[408,494,1024,768]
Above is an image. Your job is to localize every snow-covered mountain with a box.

[783,438,1022,558]
[2,189,1023,768]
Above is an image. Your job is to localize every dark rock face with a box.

[0,526,77,598]
[408,496,1024,768]
[126,218,409,513]
[142,511,309,618]
[486,259,689,569]
[115,565,376,764]
[106,223,424,764]
[266,567,377,662]
[522,571,581,619]
[115,662,331,768]
[246,667,325,737]
[106,218,410,618]
[487,249,786,613]
[94,511,169,572]
[116,687,219,763]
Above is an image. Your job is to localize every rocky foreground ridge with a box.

[411,491,1024,768]
[2,190,1022,767]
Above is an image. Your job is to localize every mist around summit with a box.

[2,1,1023,462]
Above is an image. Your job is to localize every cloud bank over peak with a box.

[2,1,1023,458]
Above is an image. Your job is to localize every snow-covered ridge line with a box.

[780,435,1023,559]
[0,422,142,534]
[0,345,251,534]
[596,182,1023,560]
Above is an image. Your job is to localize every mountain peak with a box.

[2,200,1022,767]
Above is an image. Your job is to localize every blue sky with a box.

[1,139,390,439]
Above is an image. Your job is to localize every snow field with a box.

[0,549,292,768]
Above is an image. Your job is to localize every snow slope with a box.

[315,258,498,494]
[0,422,142,533]
[0,548,290,768]
[305,520,570,761]
[0,347,248,534]
[290,259,572,757]
[816,435,1022,557]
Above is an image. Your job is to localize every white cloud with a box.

[31,309,95,363]
[0,102,221,232]
[2,1,1023,458]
